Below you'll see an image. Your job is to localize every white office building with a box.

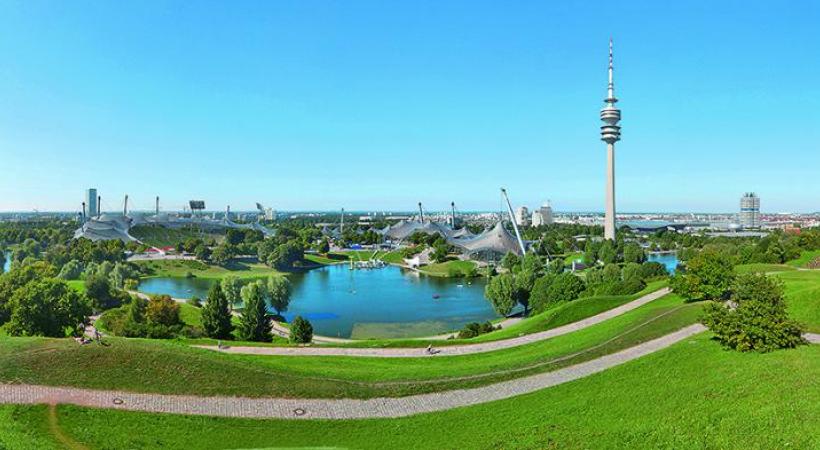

[531,202,554,226]
[514,206,530,227]
[739,193,761,229]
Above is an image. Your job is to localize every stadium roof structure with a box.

[381,220,454,241]
[73,214,137,243]
[448,227,475,240]
[451,221,523,257]
[74,212,275,242]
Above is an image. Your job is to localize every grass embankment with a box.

[417,259,476,277]
[773,269,820,333]
[65,280,86,293]
[734,263,796,274]
[0,292,701,399]
[787,249,820,268]
[4,331,818,450]
[134,259,281,280]
[129,225,224,248]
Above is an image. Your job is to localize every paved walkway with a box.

[0,324,706,420]
[198,288,672,357]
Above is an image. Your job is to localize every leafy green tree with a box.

[598,240,617,264]
[640,261,668,279]
[316,238,330,255]
[220,276,242,307]
[623,242,646,264]
[238,281,270,342]
[266,242,304,271]
[431,243,449,263]
[201,283,234,339]
[145,295,180,327]
[500,252,520,271]
[57,259,83,280]
[194,244,211,261]
[266,276,291,316]
[7,279,91,337]
[84,274,126,310]
[290,316,313,344]
[702,273,805,352]
[583,239,598,265]
[210,243,235,266]
[513,269,538,314]
[547,273,586,303]
[671,248,735,301]
[484,273,518,316]
[520,253,544,275]
[528,273,557,313]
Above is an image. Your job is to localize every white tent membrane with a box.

[450,221,523,257]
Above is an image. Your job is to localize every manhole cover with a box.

[293,408,306,416]
[112,398,124,405]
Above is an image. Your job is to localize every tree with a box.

[671,248,735,301]
[431,243,449,263]
[194,244,211,262]
[7,279,91,337]
[210,243,235,266]
[484,273,518,316]
[220,276,242,307]
[145,295,180,327]
[513,269,538,314]
[623,242,646,264]
[238,281,270,342]
[201,283,234,339]
[266,242,304,271]
[266,276,291,316]
[583,240,598,265]
[84,274,126,310]
[500,252,520,271]
[529,274,557,313]
[316,238,330,255]
[547,273,586,303]
[57,259,83,280]
[290,316,313,344]
[702,273,805,352]
[598,240,617,264]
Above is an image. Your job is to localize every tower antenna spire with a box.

[607,38,615,100]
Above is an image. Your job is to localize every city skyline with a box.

[1,1,819,213]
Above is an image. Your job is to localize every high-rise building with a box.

[531,202,554,227]
[514,206,530,227]
[740,193,761,229]
[86,188,98,218]
[600,39,621,241]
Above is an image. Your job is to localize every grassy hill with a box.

[4,331,818,449]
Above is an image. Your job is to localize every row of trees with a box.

[201,276,311,343]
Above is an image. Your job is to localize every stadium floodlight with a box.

[189,200,206,211]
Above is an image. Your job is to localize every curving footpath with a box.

[1,324,707,419]
[196,287,673,357]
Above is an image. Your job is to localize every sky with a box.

[0,1,818,214]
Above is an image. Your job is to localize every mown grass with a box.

[135,259,282,280]
[65,280,86,293]
[0,292,701,399]
[418,259,476,277]
[5,331,818,450]
[735,263,797,274]
[786,249,820,268]
[773,269,820,333]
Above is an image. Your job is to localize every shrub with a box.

[145,295,180,327]
[290,316,313,344]
[640,261,668,279]
[702,273,806,352]
[671,248,735,302]
[457,321,497,339]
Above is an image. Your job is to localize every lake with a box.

[647,252,679,274]
[2,251,10,273]
[138,265,499,339]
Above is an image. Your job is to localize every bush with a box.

[640,261,668,279]
[671,248,735,302]
[457,321,497,339]
[290,316,313,344]
[145,295,181,327]
[702,273,806,352]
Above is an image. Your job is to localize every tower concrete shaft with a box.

[600,39,621,240]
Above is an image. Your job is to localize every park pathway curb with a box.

[0,324,706,420]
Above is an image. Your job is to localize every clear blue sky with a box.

[0,1,818,213]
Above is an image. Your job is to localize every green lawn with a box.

[135,259,282,280]
[735,263,796,274]
[786,249,820,268]
[0,293,701,399]
[4,331,818,450]
[773,269,820,333]
[418,259,476,277]
[65,280,86,293]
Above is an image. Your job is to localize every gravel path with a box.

[196,287,672,357]
[0,324,706,419]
